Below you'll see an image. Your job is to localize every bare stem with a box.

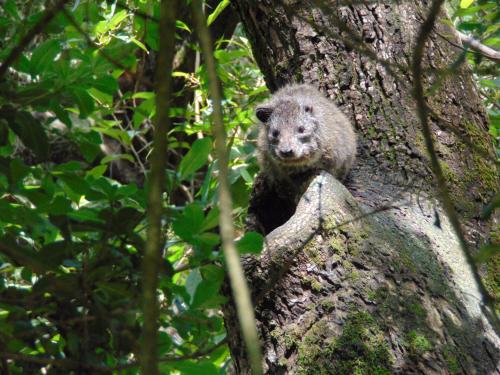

[411,0,497,325]
[190,1,264,374]
[141,1,177,374]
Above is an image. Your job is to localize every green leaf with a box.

[54,161,83,172]
[457,22,482,31]
[70,88,95,118]
[185,268,202,304]
[88,88,113,106]
[201,207,219,232]
[207,0,231,26]
[236,232,264,254]
[178,137,212,180]
[158,332,173,356]
[91,75,118,95]
[30,40,61,75]
[132,92,155,100]
[49,102,72,128]
[5,109,49,160]
[68,207,105,223]
[87,165,107,178]
[173,203,205,241]
[130,37,148,52]
[0,235,52,273]
[459,0,474,8]
[191,278,222,308]
[196,232,220,248]
[170,361,218,375]
[95,9,128,35]
[76,130,102,163]
[101,153,135,164]
[175,20,191,32]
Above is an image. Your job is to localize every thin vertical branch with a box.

[411,0,497,324]
[190,1,264,374]
[141,1,177,374]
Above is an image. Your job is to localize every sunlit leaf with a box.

[179,137,213,180]
[236,231,264,254]
[207,0,231,26]
[459,0,474,8]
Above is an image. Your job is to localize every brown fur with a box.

[256,84,357,184]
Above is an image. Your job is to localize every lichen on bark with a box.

[224,1,499,374]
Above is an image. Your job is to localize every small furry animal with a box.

[256,84,357,183]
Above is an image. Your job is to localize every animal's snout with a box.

[279,147,295,158]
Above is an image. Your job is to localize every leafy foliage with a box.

[0,1,266,373]
[0,0,497,373]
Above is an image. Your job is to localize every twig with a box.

[173,258,216,274]
[456,30,500,63]
[116,1,159,23]
[141,1,177,374]
[411,0,498,325]
[0,339,227,373]
[0,0,69,80]
[60,8,129,72]
[190,1,264,374]
[111,111,148,176]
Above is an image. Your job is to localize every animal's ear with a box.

[256,106,273,123]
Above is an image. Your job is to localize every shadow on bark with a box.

[224,172,499,374]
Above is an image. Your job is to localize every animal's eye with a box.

[272,129,280,138]
[298,126,305,134]
[304,105,313,113]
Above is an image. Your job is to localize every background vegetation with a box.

[0,0,497,373]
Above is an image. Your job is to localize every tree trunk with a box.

[223,1,499,374]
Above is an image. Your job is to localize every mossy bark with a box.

[223,1,499,374]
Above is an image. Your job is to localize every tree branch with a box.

[0,0,69,81]
[457,30,500,63]
[411,0,498,326]
[0,339,227,373]
[60,8,129,72]
[190,1,263,374]
[141,1,177,374]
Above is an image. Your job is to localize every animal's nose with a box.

[279,148,294,158]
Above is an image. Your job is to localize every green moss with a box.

[304,240,326,265]
[311,279,322,292]
[284,331,299,350]
[319,297,336,311]
[303,275,322,292]
[330,234,346,255]
[270,327,282,339]
[366,290,377,302]
[440,161,459,187]
[483,249,500,312]
[405,330,432,356]
[460,120,497,198]
[350,270,360,282]
[375,289,428,328]
[296,312,392,375]
[442,345,460,374]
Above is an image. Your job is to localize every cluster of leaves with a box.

[0,0,266,373]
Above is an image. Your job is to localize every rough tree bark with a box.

[223,1,499,374]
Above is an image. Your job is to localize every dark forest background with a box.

[0,0,497,374]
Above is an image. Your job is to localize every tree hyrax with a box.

[256,84,357,183]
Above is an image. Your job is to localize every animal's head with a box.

[256,98,321,168]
